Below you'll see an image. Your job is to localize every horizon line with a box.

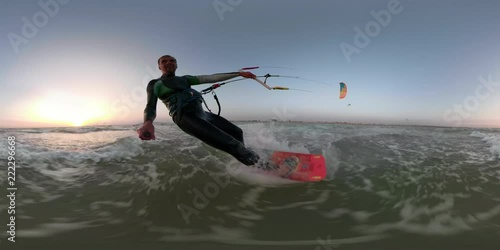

[1,119,499,130]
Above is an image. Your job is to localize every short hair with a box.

[157,55,176,65]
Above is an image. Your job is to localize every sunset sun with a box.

[32,92,108,127]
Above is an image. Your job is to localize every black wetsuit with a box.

[143,73,260,166]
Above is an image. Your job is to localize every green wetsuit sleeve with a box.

[189,72,240,85]
[143,80,158,122]
[185,75,201,86]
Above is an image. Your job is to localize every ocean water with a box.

[0,122,499,250]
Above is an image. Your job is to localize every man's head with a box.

[158,55,177,76]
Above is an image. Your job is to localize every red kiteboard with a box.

[263,151,327,182]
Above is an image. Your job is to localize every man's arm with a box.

[143,80,158,122]
[190,72,240,85]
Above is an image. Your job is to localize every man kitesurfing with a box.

[136,55,328,181]
[136,55,262,166]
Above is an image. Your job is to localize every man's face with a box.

[158,56,177,74]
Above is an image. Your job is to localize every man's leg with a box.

[176,113,259,166]
[206,112,245,144]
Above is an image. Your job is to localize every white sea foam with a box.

[101,162,166,194]
[18,221,98,238]
[238,186,267,208]
[226,162,297,186]
[13,136,144,166]
[155,223,386,246]
[470,131,500,157]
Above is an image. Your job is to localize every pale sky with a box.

[1,0,499,128]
